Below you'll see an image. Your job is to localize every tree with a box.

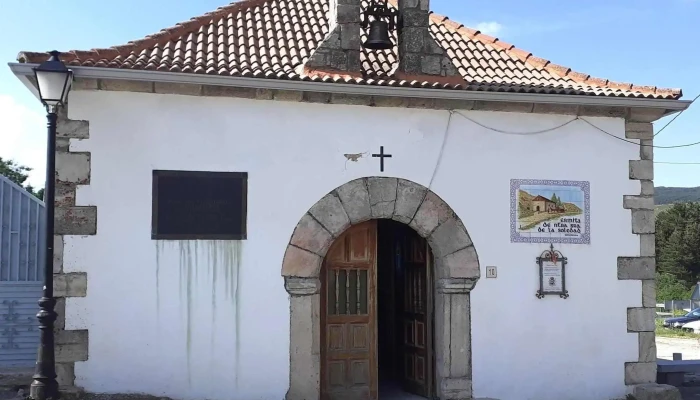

[656,202,700,300]
[0,157,31,186]
[657,272,693,302]
[0,157,44,200]
[551,193,562,207]
[24,185,45,201]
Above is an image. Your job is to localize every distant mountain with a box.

[655,186,700,205]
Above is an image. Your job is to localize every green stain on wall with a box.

[155,241,162,316]
[234,241,242,387]
[155,239,243,388]
[208,242,218,348]
[178,241,194,386]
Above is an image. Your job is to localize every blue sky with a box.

[522,186,584,205]
[1,0,698,188]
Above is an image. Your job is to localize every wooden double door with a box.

[320,220,433,400]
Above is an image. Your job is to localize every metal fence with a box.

[657,299,700,317]
[0,175,45,367]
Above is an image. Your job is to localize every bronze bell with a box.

[363,20,393,50]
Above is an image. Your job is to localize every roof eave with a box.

[9,62,691,116]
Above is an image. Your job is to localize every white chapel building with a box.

[9,0,690,399]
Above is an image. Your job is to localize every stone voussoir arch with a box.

[281,177,480,400]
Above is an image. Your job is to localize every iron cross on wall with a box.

[372,146,392,172]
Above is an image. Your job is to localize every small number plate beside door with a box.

[486,266,497,278]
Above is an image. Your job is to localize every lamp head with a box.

[33,50,73,112]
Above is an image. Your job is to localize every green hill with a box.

[563,203,582,214]
[655,187,700,205]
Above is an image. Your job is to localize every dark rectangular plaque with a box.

[152,170,247,240]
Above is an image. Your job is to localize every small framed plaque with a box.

[536,244,568,299]
[152,170,247,240]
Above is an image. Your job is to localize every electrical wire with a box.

[579,118,700,149]
[452,110,700,149]
[453,111,578,135]
[425,108,700,189]
[654,161,700,165]
[427,110,453,190]
[654,92,700,137]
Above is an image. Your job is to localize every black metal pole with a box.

[30,110,59,400]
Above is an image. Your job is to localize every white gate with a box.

[0,175,45,367]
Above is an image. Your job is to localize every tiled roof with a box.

[17,0,682,100]
[531,195,554,203]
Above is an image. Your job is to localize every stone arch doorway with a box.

[281,177,480,400]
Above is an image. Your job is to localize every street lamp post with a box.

[30,50,73,400]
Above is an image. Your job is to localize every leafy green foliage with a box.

[656,272,693,301]
[656,202,700,300]
[0,157,31,186]
[25,186,45,201]
[657,203,700,279]
[0,157,44,200]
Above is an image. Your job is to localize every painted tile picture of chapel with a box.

[510,179,590,244]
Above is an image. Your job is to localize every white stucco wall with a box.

[63,90,643,400]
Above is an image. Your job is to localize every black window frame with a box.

[151,170,248,240]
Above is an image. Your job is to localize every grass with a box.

[655,318,700,339]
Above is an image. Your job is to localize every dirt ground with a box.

[658,336,700,360]
[657,336,700,399]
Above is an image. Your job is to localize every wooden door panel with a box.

[415,321,426,348]
[415,356,426,383]
[329,362,346,387]
[328,325,345,350]
[327,233,347,263]
[348,229,371,261]
[321,220,377,400]
[350,325,369,350]
[404,320,415,346]
[402,353,429,385]
[399,228,432,398]
[350,360,370,384]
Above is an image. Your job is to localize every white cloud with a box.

[474,21,503,36]
[0,94,47,188]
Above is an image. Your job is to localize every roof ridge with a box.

[15,0,683,100]
[18,0,272,64]
[428,12,683,98]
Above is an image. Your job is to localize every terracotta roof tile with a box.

[17,0,682,100]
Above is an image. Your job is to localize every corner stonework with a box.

[619,114,662,389]
[304,0,361,72]
[53,106,95,389]
[397,0,458,77]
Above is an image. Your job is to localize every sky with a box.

[0,0,698,188]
